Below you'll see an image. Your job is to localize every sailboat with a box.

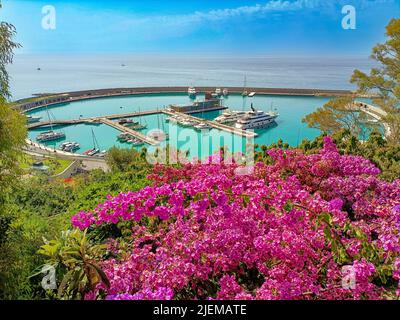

[133,105,148,130]
[27,115,42,123]
[242,75,249,97]
[148,110,169,141]
[83,128,100,156]
[36,108,65,142]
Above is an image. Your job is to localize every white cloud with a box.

[124,0,394,27]
[117,0,395,39]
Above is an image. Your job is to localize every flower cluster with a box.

[72,137,400,300]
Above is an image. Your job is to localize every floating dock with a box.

[28,105,256,146]
[161,109,257,138]
[27,105,227,130]
[98,118,159,146]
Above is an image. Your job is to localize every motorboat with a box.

[188,87,197,99]
[27,115,42,123]
[36,131,66,142]
[234,105,278,130]
[214,110,247,124]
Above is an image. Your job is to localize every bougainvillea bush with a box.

[71,137,400,300]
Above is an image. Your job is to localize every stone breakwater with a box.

[14,86,367,112]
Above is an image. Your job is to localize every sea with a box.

[7,55,375,100]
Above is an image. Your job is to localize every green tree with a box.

[302,96,372,138]
[303,18,400,143]
[0,3,27,298]
[0,0,25,203]
[0,1,25,238]
[351,18,400,144]
[105,146,148,172]
[37,229,109,300]
[0,2,21,99]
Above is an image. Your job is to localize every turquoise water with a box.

[27,93,331,156]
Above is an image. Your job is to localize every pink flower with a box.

[69,137,400,300]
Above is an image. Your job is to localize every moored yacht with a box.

[194,122,212,130]
[117,132,131,142]
[148,129,169,141]
[128,137,145,146]
[83,148,100,156]
[36,131,66,142]
[59,141,80,152]
[222,88,229,97]
[188,87,197,99]
[129,123,147,130]
[27,115,42,123]
[234,105,278,130]
[118,119,138,126]
[214,110,247,124]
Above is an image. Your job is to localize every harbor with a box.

[23,89,388,159]
[27,95,256,149]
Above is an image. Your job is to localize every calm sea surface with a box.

[8,55,375,100]
[10,55,375,156]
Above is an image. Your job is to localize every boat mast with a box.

[139,105,145,126]
[46,107,54,131]
[91,128,99,150]
[161,106,166,132]
[242,75,247,111]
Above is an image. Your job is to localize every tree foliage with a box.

[0,2,21,99]
[0,2,25,206]
[304,18,400,143]
[0,4,27,296]
[351,18,400,144]
[37,229,109,300]
[302,96,374,137]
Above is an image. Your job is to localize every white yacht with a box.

[148,129,169,141]
[27,115,42,123]
[234,105,278,130]
[36,131,66,142]
[214,110,247,124]
[87,149,100,156]
[60,141,80,152]
[188,87,197,99]
[222,88,229,97]
[128,138,144,147]
[194,122,212,130]
[215,88,222,96]
[168,116,180,124]
[179,119,194,127]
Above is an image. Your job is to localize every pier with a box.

[98,118,159,146]
[353,101,391,138]
[27,109,162,129]
[28,105,256,148]
[161,109,257,138]
[28,104,237,146]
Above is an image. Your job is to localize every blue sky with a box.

[0,0,399,55]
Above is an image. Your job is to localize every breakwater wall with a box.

[14,86,363,113]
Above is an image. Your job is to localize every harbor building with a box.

[169,92,224,114]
